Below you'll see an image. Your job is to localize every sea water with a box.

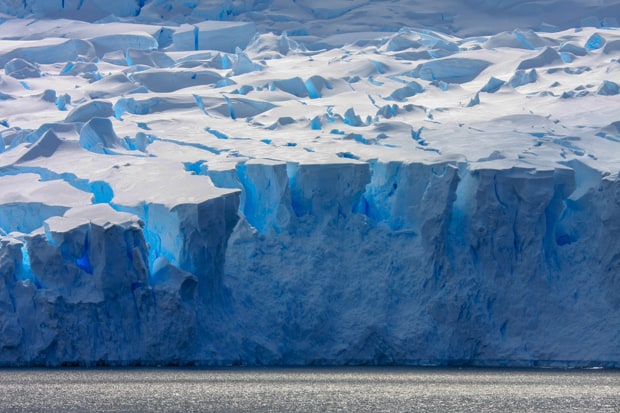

[0,367,618,412]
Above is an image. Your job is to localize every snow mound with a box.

[78,117,124,154]
[131,68,224,93]
[16,129,63,162]
[65,100,114,123]
[0,38,94,66]
[516,46,563,70]
[4,58,40,79]
[411,58,491,84]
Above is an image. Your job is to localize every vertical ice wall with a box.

[207,158,620,366]
[1,155,619,365]
[0,190,241,365]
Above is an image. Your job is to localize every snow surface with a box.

[0,0,619,366]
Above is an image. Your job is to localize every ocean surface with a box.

[0,367,618,412]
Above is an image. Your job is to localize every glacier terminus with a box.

[0,0,619,366]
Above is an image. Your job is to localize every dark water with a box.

[0,367,618,412]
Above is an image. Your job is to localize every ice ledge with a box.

[1,159,619,366]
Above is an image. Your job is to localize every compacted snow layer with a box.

[0,0,619,366]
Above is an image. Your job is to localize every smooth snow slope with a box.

[0,0,619,366]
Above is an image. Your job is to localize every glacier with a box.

[0,0,620,367]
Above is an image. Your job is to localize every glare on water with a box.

[0,367,618,412]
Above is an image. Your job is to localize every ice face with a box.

[172,22,257,53]
[0,1,620,367]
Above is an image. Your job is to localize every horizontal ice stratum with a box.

[0,0,619,367]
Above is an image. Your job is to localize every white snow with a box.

[0,0,619,367]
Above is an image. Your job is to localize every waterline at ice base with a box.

[0,0,619,366]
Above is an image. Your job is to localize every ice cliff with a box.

[0,0,619,366]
